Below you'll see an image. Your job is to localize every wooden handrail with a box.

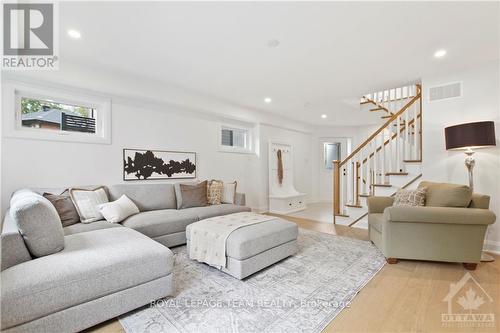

[357,113,421,166]
[340,89,421,167]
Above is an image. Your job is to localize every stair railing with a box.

[333,84,422,216]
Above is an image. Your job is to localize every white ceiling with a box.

[59,1,499,126]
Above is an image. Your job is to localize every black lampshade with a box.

[445,121,496,150]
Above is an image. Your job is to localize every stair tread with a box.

[403,159,422,163]
[335,214,350,218]
[386,172,409,176]
[358,193,372,197]
[372,183,392,187]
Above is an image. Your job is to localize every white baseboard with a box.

[483,240,500,255]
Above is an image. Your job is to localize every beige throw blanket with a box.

[188,212,276,268]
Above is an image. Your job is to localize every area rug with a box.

[119,228,385,333]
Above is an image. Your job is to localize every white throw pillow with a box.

[69,187,109,223]
[221,181,237,204]
[98,195,139,223]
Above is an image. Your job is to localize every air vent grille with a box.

[429,82,462,102]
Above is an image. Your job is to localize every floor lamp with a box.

[445,121,497,262]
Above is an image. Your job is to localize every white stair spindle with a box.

[405,102,410,160]
[413,98,418,160]
[373,135,378,184]
[381,129,386,184]
[396,115,401,172]
[359,148,364,194]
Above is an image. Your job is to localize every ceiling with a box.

[59,1,499,126]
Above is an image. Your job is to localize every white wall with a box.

[421,61,500,251]
[1,66,316,215]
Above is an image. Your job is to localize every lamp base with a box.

[480,251,495,262]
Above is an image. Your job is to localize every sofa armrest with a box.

[469,193,490,209]
[1,211,32,271]
[367,196,394,214]
[383,206,496,225]
[235,193,246,206]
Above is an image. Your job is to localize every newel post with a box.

[333,160,340,217]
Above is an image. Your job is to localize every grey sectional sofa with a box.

[0,183,250,333]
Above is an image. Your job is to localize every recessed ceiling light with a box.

[67,29,81,39]
[264,97,272,103]
[267,39,280,48]
[321,114,327,119]
[434,49,447,58]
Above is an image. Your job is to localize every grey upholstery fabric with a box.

[368,213,384,233]
[186,204,251,220]
[9,190,65,257]
[1,212,32,271]
[3,274,173,333]
[153,231,187,248]
[122,209,199,238]
[107,184,176,211]
[186,219,298,260]
[63,221,123,236]
[224,240,298,279]
[1,228,173,330]
[383,206,496,225]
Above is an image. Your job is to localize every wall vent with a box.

[428,82,462,102]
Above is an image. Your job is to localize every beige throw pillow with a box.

[222,181,237,204]
[69,187,109,223]
[393,188,426,207]
[418,181,472,207]
[207,180,224,205]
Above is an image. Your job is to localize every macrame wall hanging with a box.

[277,149,284,185]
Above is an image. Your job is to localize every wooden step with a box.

[372,184,392,187]
[345,204,363,208]
[335,213,350,218]
[370,107,385,112]
[386,172,409,176]
[403,159,422,163]
[359,193,371,198]
[360,100,372,105]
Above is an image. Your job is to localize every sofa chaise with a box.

[0,183,250,333]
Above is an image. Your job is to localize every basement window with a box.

[219,125,252,153]
[2,81,112,144]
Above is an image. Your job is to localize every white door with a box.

[318,137,351,202]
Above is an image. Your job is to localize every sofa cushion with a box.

[418,181,472,208]
[122,209,199,238]
[368,213,384,233]
[186,204,251,220]
[10,190,65,257]
[0,228,173,330]
[63,221,123,236]
[108,184,177,211]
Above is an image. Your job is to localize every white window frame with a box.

[2,81,112,144]
[218,123,254,154]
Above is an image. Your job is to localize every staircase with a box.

[333,84,422,227]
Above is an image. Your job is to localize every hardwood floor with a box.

[87,215,500,333]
